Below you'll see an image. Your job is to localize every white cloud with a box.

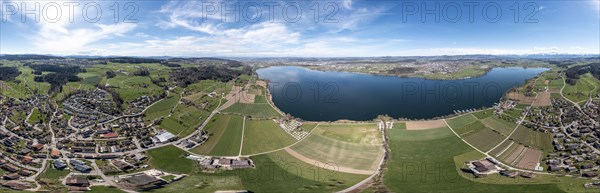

[34,23,136,54]
[342,0,353,9]
[1,0,137,54]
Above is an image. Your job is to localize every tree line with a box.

[170,65,252,87]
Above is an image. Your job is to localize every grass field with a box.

[384,127,570,193]
[447,114,478,129]
[144,91,180,122]
[453,120,486,136]
[159,103,209,137]
[27,108,45,124]
[88,186,127,193]
[549,79,564,90]
[463,127,505,152]
[473,109,494,119]
[300,123,318,132]
[241,119,296,155]
[150,150,368,193]
[481,116,517,136]
[313,123,382,144]
[510,126,554,151]
[290,133,383,171]
[222,103,281,119]
[147,145,198,174]
[106,74,164,101]
[562,73,600,103]
[503,108,524,119]
[0,80,32,99]
[489,140,514,156]
[191,114,243,156]
[38,160,71,192]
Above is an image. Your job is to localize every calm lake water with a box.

[257,66,548,121]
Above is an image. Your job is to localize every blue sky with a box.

[1,0,599,57]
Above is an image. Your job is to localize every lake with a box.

[257,66,548,121]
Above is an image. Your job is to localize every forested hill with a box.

[565,63,600,85]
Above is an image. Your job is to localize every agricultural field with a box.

[222,103,281,119]
[453,120,486,136]
[503,108,524,119]
[480,116,517,136]
[472,109,494,119]
[451,118,505,152]
[241,119,296,155]
[151,150,368,193]
[159,103,209,137]
[300,123,318,132]
[289,124,383,171]
[462,127,505,152]
[496,141,544,170]
[446,114,478,129]
[144,91,180,122]
[106,74,164,101]
[549,79,564,90]
[191,114,243,156]
[562,73,600,103]
[384,127,569,193]
[147,145,199,174]
[289,134,382,171]
[313,123,382,144]
[510,126,554,151]
[488,140,514,156]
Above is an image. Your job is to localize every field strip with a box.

[405,119,446,130]
[239,117,246,156]
[241,123,320,157]
[444,119,487,156]
[495,141,514,157]
[283,148,375,175]
[510,146,528,165]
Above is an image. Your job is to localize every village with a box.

[0,86,255,192]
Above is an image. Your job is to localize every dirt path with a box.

[283,148,375,175]
[238,117,245,156]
